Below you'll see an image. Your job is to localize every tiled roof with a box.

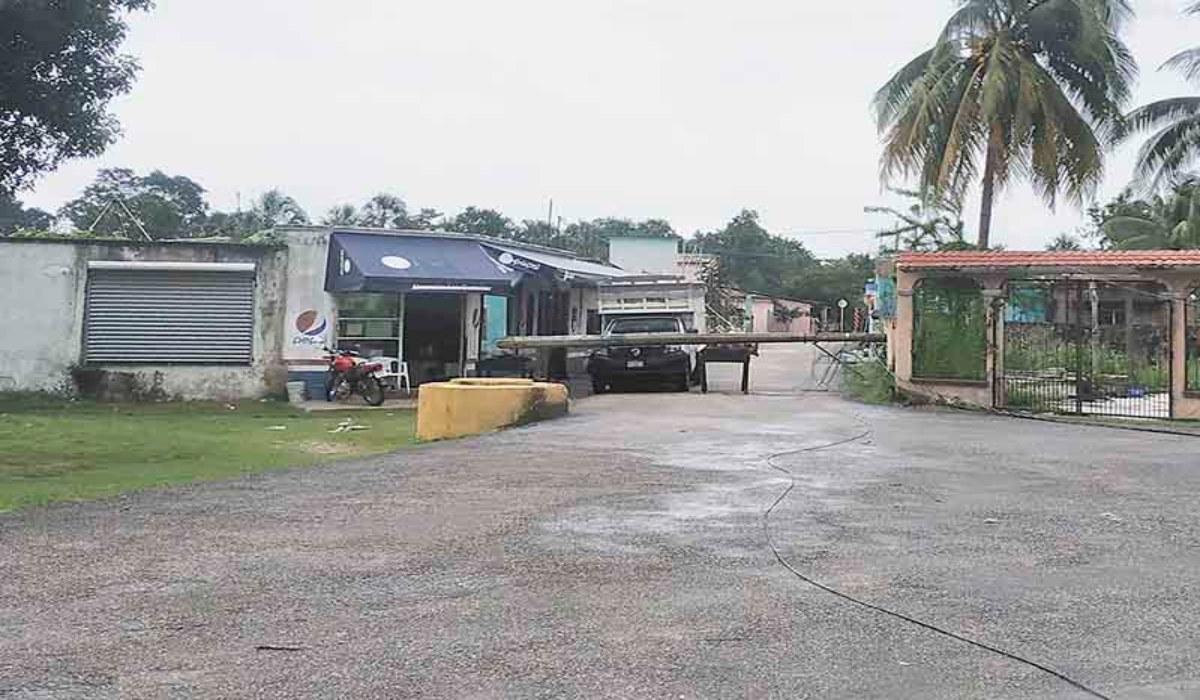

[897,250,1200,269]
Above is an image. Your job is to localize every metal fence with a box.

[1003,280,1171,419]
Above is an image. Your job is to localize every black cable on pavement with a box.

[760,420,1116,700]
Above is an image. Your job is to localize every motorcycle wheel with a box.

[323,372,338,402]
[327,374,353,402]
[360,375,386,406]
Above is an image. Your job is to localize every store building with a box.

[0,226,703,401]
[281,227,648,396]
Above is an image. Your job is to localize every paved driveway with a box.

[3,346,1199,699]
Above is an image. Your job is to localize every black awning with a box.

[325,232,521,293]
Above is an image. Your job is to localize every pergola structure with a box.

[889,250,1200,419]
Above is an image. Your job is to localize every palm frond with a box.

[880,49,972,185]
[873,48,937,130]
[1125,97,1200,134]
[1163,47,1200,81]
[1101,215,1168,249]
[1026,58,1105,206]
[921,60,985,202]
[1133,115,1200,190]
[939,0,1002,39]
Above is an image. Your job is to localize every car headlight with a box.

[592,348,611,358]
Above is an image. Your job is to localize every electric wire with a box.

[759,406,1116,700]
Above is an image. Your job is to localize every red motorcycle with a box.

[323,347,386,406]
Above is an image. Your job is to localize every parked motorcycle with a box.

[323,347,386,406]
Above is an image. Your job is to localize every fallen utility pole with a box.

[497,332,885,350]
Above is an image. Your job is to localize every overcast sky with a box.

[22,0,1200,257]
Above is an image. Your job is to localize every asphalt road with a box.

[2,345,1199,699]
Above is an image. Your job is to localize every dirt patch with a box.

[292,440,359,456]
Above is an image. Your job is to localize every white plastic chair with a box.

[367,357,411,393]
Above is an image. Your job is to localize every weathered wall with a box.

[0,242,79,392]
[749,299,772,333]
[608,237,678,275]
[0,239,287,401]
[278,228,336,397]
[898,379,991,408]
[416,378,569,441]
[766,299,815,334]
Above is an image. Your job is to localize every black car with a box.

[586,316,693,393]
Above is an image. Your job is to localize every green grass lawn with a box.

[0,398,417,512]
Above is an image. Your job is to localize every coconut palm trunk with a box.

[978,140,997,250]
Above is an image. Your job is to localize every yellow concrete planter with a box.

[416,378,569,441]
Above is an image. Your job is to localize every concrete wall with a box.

[608,237,678,274]
[0,242,79,393]
[0,238,287,401]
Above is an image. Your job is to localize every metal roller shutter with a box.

[84,269,256,364]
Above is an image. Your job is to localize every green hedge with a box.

[913,280,986,381]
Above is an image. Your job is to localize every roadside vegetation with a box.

[0,398,416,512]
[841,360,895,405]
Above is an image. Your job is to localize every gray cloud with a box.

[24,0,1200,256]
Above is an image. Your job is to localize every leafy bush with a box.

[912,280,986,380]
[842,360,895,404]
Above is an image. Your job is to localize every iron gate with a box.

[1001,280,1171,419]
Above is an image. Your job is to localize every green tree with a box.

[60,168,208,239]
[406,207,443,230]
[321,204,359,226]
[514,220,558,248]
[551,218,677,260]
[1046,233,1084,250]
[0,0,153,193]
[0,193,53,235]
[865,188,966,252]
[236,189,308,236]
[789,254,876,310]
[874,0,1136,248]
[1122,3,1200,189]
[448,207,516,238]
[691,210,817,297]
[1100,180,1200,249]
[356,194,409,229]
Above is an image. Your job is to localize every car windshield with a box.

[608,318,679,334]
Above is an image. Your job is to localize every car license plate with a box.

[626,360,645,369]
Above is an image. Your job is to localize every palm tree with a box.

[356,194,409,229]
[865,188,967,251]
[874,0,1136,249]
[251,190,308,227]
[1046,233,1084,250]
[1123,2,1200,190]
[1102,180,1200,249]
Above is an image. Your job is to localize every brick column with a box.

[1170,287,1188,418]
[982,284,1006,409]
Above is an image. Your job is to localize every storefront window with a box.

[337,293,402,358]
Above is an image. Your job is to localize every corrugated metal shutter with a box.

[84,269,256,364]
